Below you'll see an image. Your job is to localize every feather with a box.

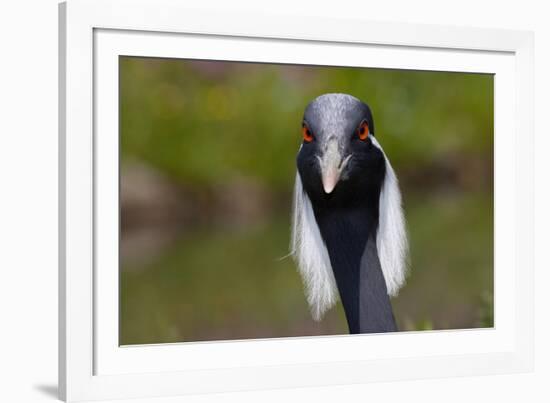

[291,137,409,319]
[370,136,409,296]
[290,173,339,320]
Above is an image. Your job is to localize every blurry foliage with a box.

[477,291,495,328]
[120,57,493,189]
[120,217,349,343]
[119,57,494,345]
[120,192,493,344]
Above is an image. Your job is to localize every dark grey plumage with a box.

[291,93,408,333]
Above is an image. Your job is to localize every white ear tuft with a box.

[370,137,409,296]
[290,173,339,320]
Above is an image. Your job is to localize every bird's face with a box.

[297,94,386,206]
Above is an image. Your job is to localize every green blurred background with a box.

[119,56,494,345]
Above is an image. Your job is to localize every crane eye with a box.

[357,120,369,141]
[302,124,314,143]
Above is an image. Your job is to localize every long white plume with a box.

[370,136,409,296]
[290,173,339,320]
[291,137,409,319]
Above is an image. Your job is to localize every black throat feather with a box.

[311,185,397,334]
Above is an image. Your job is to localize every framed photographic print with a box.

[59,0,534,401]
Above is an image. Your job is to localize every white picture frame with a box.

[59,0,534,401]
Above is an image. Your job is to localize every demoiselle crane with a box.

[291,93,409,334]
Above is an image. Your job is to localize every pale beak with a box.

[322,166,340,194]
[317,140,351,194]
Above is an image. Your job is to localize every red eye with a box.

[302,124,314,143]
[357,120,369,141]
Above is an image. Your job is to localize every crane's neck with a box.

[313,202,397,334]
